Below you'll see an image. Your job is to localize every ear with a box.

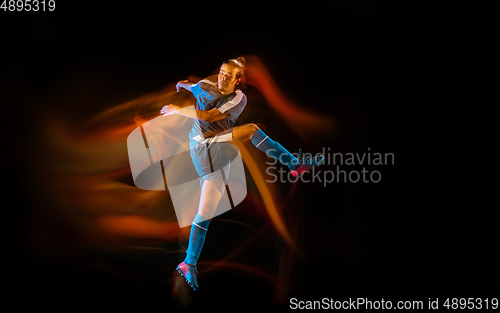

[236,77,241,85]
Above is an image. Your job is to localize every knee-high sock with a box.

[250,129,299,170]
[184,214,210,266]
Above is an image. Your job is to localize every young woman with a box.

[160,57,323,290]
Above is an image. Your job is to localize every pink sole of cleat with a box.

[291,164,321,177]
[177,266,198,291]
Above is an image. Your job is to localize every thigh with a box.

[190,143,211,178]
[197,180,223,220]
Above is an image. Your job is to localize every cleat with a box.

[291,149,324,177]
[176,262,199,291]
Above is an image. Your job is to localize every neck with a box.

[218,87,234,95]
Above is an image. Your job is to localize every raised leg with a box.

[231,123,324,176]
[233,123,299,170]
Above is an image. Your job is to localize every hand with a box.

[176,80,189,92]
[160,104,180,116]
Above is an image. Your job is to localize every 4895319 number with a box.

[1,0,55,11]
[443,298,498,310]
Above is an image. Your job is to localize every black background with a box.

[1,0,497,309]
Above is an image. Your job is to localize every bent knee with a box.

[233,123,261,142]
[245,123,260,133]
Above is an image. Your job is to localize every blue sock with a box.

[184,214,210,266]
[250,129,299,170]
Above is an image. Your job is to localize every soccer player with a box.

[160,57,323,290]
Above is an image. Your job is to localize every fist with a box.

[160,104,179,116]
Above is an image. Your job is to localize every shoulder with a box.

[217,89,247,113]
[232,89,247,104]
[196,79,216,89]
[192,75,216,89]
[199,75,218,88]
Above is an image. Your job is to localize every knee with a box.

[246,123,260,133]
[233,123,261,142]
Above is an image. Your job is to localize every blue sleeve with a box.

[190,81,202,99]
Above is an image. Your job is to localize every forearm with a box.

[175,106,208,121]
[162,105,227,122]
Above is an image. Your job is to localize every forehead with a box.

[219,63,240,75]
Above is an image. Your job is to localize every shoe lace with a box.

[191,265,199,277]
[184,263,198,277]
[297,149,313,165]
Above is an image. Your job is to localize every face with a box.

[218,63,241,94]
